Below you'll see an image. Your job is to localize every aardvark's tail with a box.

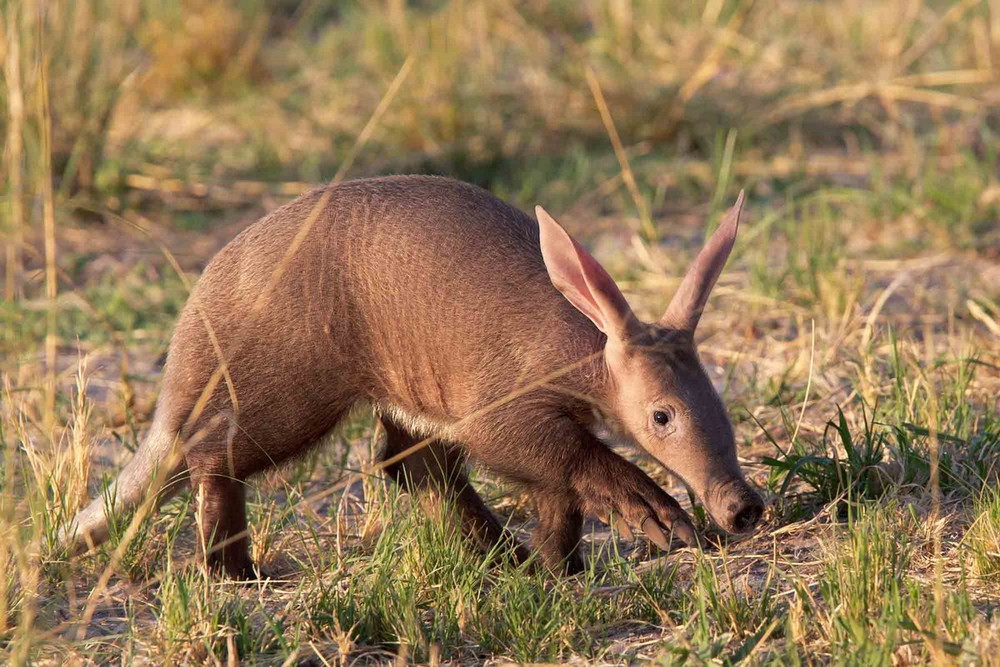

[60,418,188,555]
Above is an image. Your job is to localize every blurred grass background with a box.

[4,0,1000,245]
[1,0,999,664]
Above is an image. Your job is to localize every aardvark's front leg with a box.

[570,432,699,551]
[459,416,697,573]
[530,430,697,572]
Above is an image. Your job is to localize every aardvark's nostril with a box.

[732,502,763,532]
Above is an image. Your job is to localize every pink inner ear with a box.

[536,206,633,335]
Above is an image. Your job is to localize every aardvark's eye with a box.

[652,409,671,426]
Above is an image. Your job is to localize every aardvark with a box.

[64,175,764,577]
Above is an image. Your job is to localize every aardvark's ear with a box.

[536,205,633,337]
[660,190,745,332]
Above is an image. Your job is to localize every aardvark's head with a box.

[536,193,764,535]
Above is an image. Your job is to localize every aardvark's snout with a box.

[708,478,765,534]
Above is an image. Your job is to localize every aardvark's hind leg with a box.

[189,471,255,578]
[379,418,530,565]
